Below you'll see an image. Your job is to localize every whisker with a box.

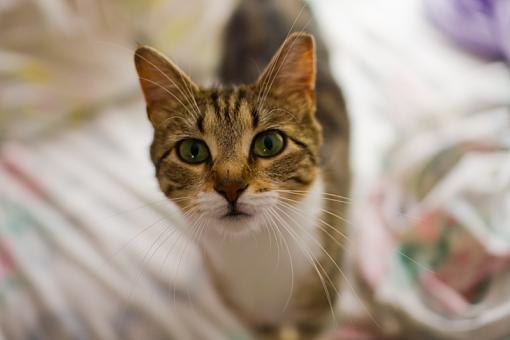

[278,196,351,240]
[263,210,295,312]
[195,212,209,246]
[274,203,389,331]
[274,189,352,202]
[278,199,349,251]
[169,228,189,304]
[260,212,274,261]
[267,207,336,320]
[147,224,180,268]
[171,210,204,306]
[279,196,434,274]
[117,202,195,320]
[282,194,352,207]
[93,196,190,225]
[112,216,166,257]
[182,213,207,309]
[262,211,282,271]
[272,204,382,328]
[124,218,175,314]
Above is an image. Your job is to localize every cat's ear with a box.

[256,32,316,101]
[134,46,198,123]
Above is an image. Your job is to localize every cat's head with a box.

[135,33,322,237]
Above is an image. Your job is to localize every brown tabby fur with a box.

[134,0,350,338]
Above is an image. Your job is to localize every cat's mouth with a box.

[221,206,251,219]
[194,191,278,232]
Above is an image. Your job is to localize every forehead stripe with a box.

[210,92,221,119]
[233,88,246,117]
[222,88,235,121]
[251,106,259,128]
[196,113,205,133]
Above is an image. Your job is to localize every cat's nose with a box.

[214,180,248,203]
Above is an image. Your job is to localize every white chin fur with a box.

[192,190,279,238]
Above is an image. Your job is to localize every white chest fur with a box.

[202,179,324,324]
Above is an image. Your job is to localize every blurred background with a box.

[0,0,509,339]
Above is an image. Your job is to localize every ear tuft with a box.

[134,46,198,108]
[256,32,316,100]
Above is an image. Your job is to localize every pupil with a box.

[264,137,273,150]
[190,143,199,157]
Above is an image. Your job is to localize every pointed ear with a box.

[256,32,316,101]
[134,46,198,121]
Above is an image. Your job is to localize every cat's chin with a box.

[205,214,264,239]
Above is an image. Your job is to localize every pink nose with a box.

[214,180,248,203]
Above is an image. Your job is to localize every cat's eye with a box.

[177,139,210,164]
[252,130,285,158]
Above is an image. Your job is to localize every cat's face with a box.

[135,33,322,237]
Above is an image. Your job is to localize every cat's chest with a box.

[215,228,321,323]
[203,183,324,324]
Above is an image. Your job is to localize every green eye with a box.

[177,139,210,164]
[253,130,285,158]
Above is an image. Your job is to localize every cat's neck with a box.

[200,177,325,325]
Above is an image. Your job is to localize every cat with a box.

[134,0,350,338]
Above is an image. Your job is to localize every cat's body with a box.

[213,0,351,334]
[134,0,350,338]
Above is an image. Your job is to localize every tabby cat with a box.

[134,0,350,338]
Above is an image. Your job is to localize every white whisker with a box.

[275,200,383,330]
[268,206,337,320]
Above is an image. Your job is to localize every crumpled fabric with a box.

[426,0,510,62]
[334,1,510,338]
[350,107,510,339]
